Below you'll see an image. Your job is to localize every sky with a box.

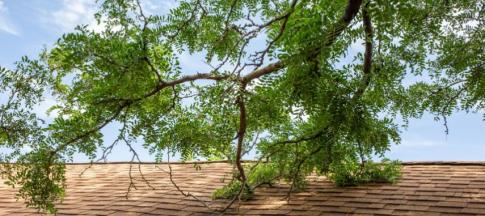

[0,0,484,162]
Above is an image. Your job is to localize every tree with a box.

[0,0,483,213]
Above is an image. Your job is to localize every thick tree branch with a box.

[353,1,373,100]
[307,0,363,59]
[362,4,373,76]
[218,83,250,214]
[235,84,248,183]
[240,62,284,84]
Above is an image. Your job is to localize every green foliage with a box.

[247,163,280,187]
[0,0,483,212]
[1,149,66,214]
[212,180,252,201]
[212,163,279,200]
[329,159,402,187]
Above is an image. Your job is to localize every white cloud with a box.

[143,0,177,14]
[46,0,98,32]
[42,0,178,34]
[0,0,19,35]
[399,139,444,147]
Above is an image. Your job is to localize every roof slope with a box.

[1,162,485,215]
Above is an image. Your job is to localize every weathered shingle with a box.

[1,162,485,215]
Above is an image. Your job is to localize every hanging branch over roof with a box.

[3,0,482,213]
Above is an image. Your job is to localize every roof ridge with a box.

[62,160,485,166]
[401,161,485,165]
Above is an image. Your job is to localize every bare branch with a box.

[123,135,155,198]
[242,132,260,156]
[156,149,212,209]
[78,138,120,177]
[126,154,138,199]
[243,0,300,37]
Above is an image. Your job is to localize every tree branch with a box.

[250,0,299,68]
[353,1,374,100]
[46,0,366,192]
[235,84,248,183]
[155,149,212,209]
[307,0,363,59]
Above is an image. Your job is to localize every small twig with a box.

[438,87,466,135]
[285,147,320,201]
[156,149,212,209]
[124,136,155,191]
[285,134,335,201]
[249,0,299,69]
[78,137,120,177]
[442,114,449,135]
[126,154,138,199]
[166,0,201,40]
[134,0,164,83]
[242,132,260,156]
[357,141,367,168]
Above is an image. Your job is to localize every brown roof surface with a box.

[1,162,485,215]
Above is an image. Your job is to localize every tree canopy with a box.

[0,0,483,213]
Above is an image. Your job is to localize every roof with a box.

[1,162,485,215]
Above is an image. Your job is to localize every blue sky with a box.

[1,0,484,162]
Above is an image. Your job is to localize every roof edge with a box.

[401,161,485,166]
[62,160,485,166]
[65,160,250,165]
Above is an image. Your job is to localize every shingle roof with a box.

[1,162,485,215]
